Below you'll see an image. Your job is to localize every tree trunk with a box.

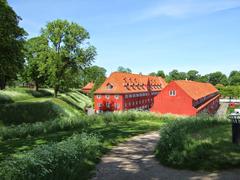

[35,81,39,91]
[0,77,6,90]
[54,85,59,98]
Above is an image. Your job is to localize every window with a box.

[115,95,119,99]
[107,83,113,89]
[129,94,132,98]
[105,95,110,99]
[106,102,110,108]
[125,94,128,99]
[114,103,119,109]
[96,95,102,99]
[98,103,102,108]
[169,90,176,96]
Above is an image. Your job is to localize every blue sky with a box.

[8,0,240,76]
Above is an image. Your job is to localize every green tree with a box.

[149,72,156,76]
[117,66,132,73]
[187,70,200,81]
[229,71,240,85]
[80,65,106,87]
[0,0,26,89]
[168,70,187,81]
[156,70,166,78]
[41,19,96,97]
[23,36,49,91]
[208,71,228,85]
[198,75,209,82]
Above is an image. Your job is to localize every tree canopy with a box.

[117,66,132,73]
[40,19,97,96]
[23,36,49,91]
[0,0,26,89]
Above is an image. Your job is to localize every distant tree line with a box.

[149,69,240,86]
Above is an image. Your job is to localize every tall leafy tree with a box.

[23,36,49,91]
[168,69,187,81]
[208,71,228,85]
[0,0,26,89]
[187,70,200,81]
[229,70,240,85]
[41,19,96,97]
[156,70,166,78]
[149,72,157,76]
[80,65,106,87]
[117,66,132,73]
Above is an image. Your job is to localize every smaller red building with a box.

[151,80,220,116]
[81,82,94,94]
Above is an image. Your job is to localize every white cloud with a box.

[136,0,240,20]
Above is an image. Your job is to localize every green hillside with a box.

[0,88,92,126]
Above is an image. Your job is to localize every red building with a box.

[94,72,167,113]
[82,82,94,94]
[151,80,220,116]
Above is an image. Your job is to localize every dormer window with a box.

[169,90,176,96]
[106,83,113,90]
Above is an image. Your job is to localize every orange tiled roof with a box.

[82,82,94,90]
[94,72,167,94]
[175,80,218,100]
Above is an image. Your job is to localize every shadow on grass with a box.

[0,130,77,161]
[0,101,63,125]
[0,94,14,104]
[25,89,53,98]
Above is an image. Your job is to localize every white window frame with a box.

[98,103,102,108]
[105,95,110,99]
[169,90,176,96]
[125,94,128,99]
[115,95,119,99]
[114,103,119,109]
[106,102,111,108]
[97,95,102,99]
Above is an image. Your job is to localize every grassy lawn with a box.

[0,115,168,161]
[156,117,240,171]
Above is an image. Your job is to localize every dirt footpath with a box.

[92,132,240,180]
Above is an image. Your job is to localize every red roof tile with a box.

[94,72,167,94]
[82,82,94,90]
[175,80,218,100]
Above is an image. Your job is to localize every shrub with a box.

[0,133,101,180]
[155,117,229,170]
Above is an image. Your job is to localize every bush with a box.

[0,133,101,180]
[155,117,230,170]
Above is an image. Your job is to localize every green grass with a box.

[0,111,171,180]
[0,88,91,127]
[156,117,240,171]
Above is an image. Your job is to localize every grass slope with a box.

[156,117,240,171]
[0,88,92,126]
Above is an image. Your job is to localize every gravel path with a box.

[93,132,240,180]
[215,103,228,118]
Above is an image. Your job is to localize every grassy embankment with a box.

[0,87,170,179]
[156,117,240,171]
